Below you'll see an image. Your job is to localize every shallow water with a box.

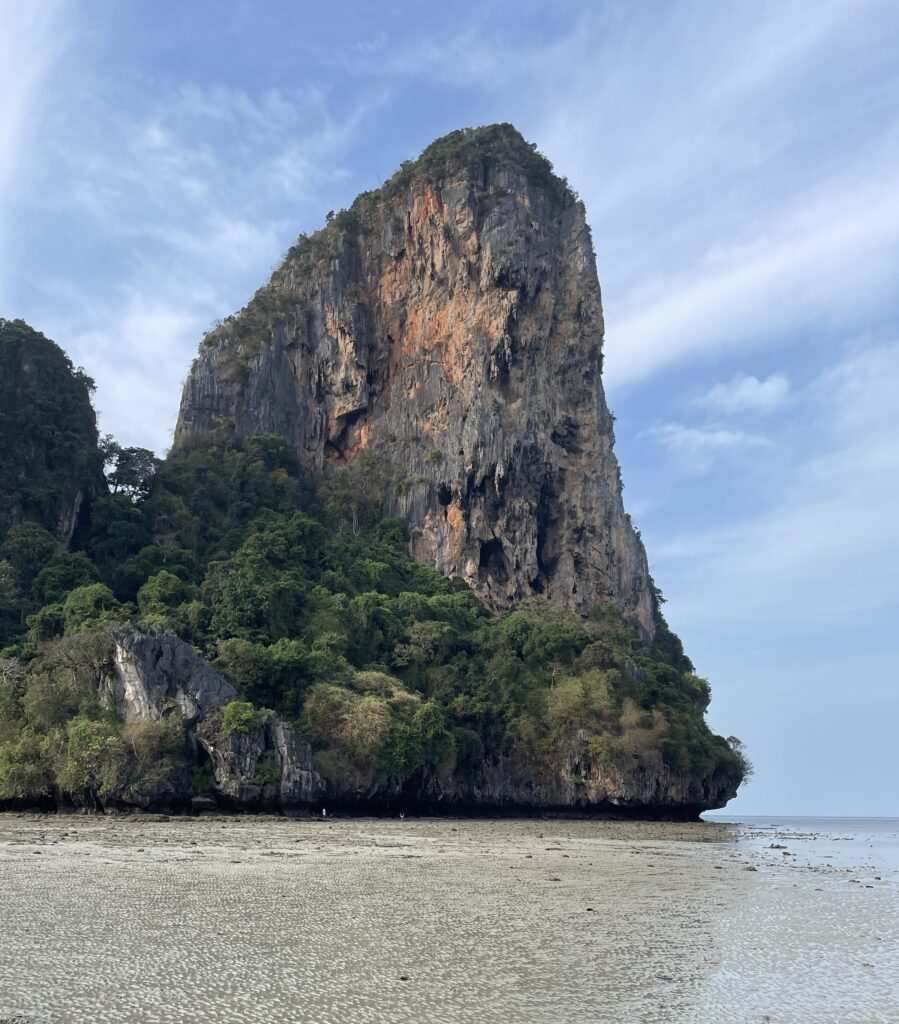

[0,814,896,1023]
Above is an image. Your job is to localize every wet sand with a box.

[0,814,896,1023]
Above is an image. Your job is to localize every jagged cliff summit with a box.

[176,124,653,636]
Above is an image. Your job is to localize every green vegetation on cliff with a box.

[0,319,103,539]
[0,321,161,650]
[0,324,748,808]
[359,122,569,209]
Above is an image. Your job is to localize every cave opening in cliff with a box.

[324,407,366,463]
[478,537,509,584]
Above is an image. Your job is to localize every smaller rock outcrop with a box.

[196,710,320,808]
[103,628,321,811]
[104,627,238,723]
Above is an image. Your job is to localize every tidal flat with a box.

[0,815,896,1023]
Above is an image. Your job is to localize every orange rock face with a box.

[176,126,654,637]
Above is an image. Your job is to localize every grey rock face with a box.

[103,627,322,809]
[176,128,655,638]
[104,627,238,723]
[269,718,322,804]
[196,713,321,808]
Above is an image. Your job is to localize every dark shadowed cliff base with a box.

[0,795,718,822]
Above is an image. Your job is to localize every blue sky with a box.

[3,0,898,816]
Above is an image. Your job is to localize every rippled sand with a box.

[0,814,896,1023]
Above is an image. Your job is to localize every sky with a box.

[2,0,898,816]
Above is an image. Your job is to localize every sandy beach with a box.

[0,814,896,1023]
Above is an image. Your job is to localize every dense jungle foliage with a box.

[0,323,748,807]
[0,319,103,540]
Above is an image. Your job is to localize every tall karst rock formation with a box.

[176,125,654,637]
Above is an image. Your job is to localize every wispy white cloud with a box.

[701,372,791,414]
[0,0,72,302]
[605,166,899,385]
[0,0,69,191]
[173,83,312,132]
[652,341,899,626]
[14,70,383,452]
[643,422,773,474]
[334,22,518,88]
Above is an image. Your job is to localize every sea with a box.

[704,813,899,875]
[0,813,896,1023]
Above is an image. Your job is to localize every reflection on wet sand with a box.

[0,816,895,1023]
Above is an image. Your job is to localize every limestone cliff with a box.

[176,125,654,636]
